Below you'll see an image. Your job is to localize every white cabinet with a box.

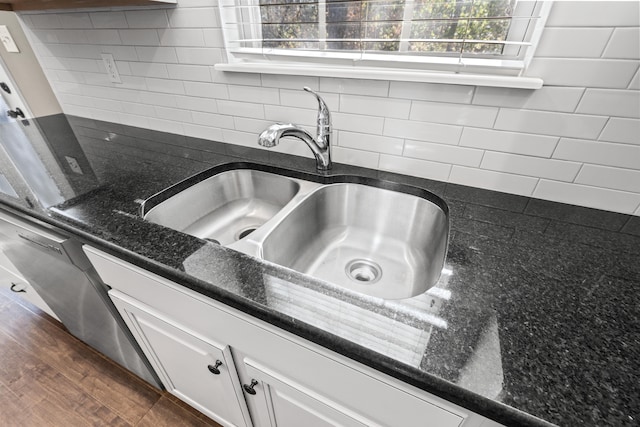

[0,250,59,320]
[84,245,492,427]
[243,359,368,427]
[110,290,252,427]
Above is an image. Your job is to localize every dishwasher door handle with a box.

[18,233,63,255]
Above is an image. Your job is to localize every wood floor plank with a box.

[0,289,223,427]
[136,395,222,427]
[0,289,160,424]
[0,382,31,426]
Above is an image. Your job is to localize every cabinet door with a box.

[243,359,369,427]
[110,290,252,427]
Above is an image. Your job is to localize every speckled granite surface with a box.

[0,114,638,427]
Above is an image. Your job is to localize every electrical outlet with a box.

[65,156,84,175]
[101,53,122,84]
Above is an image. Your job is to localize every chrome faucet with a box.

[258,87,332,171]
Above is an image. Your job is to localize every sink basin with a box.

[261,183,448,300]
[143,169,300,246]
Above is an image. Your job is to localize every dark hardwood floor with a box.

[0,288,222,427]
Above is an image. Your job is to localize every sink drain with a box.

[346,259,382,284]
[236,227,257,240]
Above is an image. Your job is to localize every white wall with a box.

[17,0,640,216]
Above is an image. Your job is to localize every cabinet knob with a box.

[207,360,223,375]
[243,379,258,395]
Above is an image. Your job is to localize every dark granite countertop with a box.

[0,114,638,427]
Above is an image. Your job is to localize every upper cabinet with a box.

[0,0,175,12]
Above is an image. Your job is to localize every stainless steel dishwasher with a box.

[0,208,162,389]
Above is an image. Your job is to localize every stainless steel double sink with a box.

[142,165,449,300]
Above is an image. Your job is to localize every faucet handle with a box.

[303,87,330,123]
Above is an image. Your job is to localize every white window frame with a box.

[216,0,553,89]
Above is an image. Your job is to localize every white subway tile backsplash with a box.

[146,117,185,135]
[29,14,62,29]
[449,166,538,197]
[184,81,228,99]
[158,29,205,47]
[389,82,474,104]
[175,47,222,65]
[545,1,640,27]
[121,101,156,117]
[535,28,612,58]
[92,97,123,112]
[219,100,265,119]
[264,105,314,125]
[533,180,640,214]
[176,95,218,113]
[404,140,483,167]
[337,131,404,155]
[472,87,584,113]
[90,12,128,29]
[139,91,178,108]
[340,94,410,119]
[19,1,640,216]
[332,112,384,135]
[384,118,462,145]
[629,69,640,90]
[124,10,169,29]
[86,29,122,45]
[192,111,235,129]
[603,28,640,60]
[229,85,279,105]
[99,46,139,61]
[233,117,272,133]
[203,29,225,48]
[155,105,192,122]
[410,101,498,128]
[115,75,148,91]
[460,128,559,157]
[129,62,168,78]
[118,113,150,129]
[183,123,223,141]
[320,78,389,97]
[58,13,93,29]
[145,77,184,94]
[576,164,640,193]
[494,109,607,139]
[135,46,178,63]
[553,138,640,170]
[577,89,640,119]
[55,70,85,84]
[526,58,638,88]
[599,118,640,145]
[52,29,88,44]
[119,29,159,45]
[166,64,212,82]
[379,155,451,182]
[480,152,581,182]
[333,146,380,169]
[167,8,218,28]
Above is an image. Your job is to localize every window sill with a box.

[214,62,543,90]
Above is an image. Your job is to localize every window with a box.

[218,0,551,86]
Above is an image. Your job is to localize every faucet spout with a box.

[257,87,332,171]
